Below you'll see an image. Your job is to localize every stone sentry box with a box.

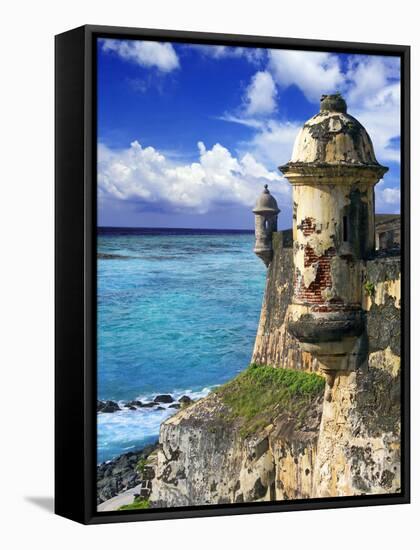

[253,185,280,267]
[280,93,388,394]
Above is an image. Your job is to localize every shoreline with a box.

[97,392,206,463]
[96,393,198,504]
[97,441,158,505]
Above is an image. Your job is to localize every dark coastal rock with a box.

[100,400,121,413]
[179,395,192,405]
[154,394,174,404]
[97,400,106,411]
[156,406,165,410]
[169,403,181,409]
[125,400,143,408]
[97,443,158,505]
[138,402,156,408]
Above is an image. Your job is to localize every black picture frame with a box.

[55,24,410,525]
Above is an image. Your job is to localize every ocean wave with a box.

[97,386,215,463]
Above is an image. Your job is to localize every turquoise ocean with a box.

[97,228,266,463]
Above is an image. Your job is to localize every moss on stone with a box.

[214,364,325,438]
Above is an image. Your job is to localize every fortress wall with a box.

[251,231,318,372]
[313,254,401,496]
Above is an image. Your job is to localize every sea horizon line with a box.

[98,225,256,232]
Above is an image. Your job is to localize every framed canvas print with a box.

[55,25,410,524]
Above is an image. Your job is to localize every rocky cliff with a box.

[149,231,401,506]
[151,366,324,506]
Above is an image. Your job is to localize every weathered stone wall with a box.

[314,254,401,496]
[291,183,373,309]
[251,231,318,371]
[151,391,323,507]
[151,394,275,507]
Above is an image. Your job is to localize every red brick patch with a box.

[297,217,317,236]
[294,245,336,304]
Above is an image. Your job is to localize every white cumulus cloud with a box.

[100,39,179,72]
[98,140,290,215]
[346,56,399,106]
[230,53,400,168]
[268,50,343,102]
[239,120,303,169]
[345,56,400,164]
[244,71,277,116]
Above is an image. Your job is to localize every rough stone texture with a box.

[150,390,323,507]
[271,397,323,500]
[251,231,318,371]
[287,107,383,167]
[313,362,400,497]
[285,182,373,339]
[313,253,401,497]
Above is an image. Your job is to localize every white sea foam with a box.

[97,386,215,463]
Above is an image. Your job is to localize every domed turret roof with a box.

[280,94,388,174]
[253,185,280,215]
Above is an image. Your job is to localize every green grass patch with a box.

[214,364,325,438]
[118,497,150,511]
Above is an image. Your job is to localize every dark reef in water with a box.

[97,252,134,260]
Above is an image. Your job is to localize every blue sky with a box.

[97,39,401,229]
